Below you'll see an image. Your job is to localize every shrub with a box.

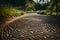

[0,5,25,17]
[0,6,14,16]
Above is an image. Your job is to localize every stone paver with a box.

[1,14,60,40]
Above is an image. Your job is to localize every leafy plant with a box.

[0,5,25,17]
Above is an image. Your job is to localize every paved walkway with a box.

[1,13,60,40]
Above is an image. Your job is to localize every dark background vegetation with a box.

[0,0,60,16]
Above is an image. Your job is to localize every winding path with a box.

[2,13,60,40]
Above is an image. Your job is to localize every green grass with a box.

[37,10,60,16]
[0,6,26,17]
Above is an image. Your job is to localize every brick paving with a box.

[0,14,60,40]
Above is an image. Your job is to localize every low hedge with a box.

[0,6,25,17]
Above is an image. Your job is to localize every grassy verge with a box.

[37,10,60,16]
[0,6,26,25]
[0,6,26,18]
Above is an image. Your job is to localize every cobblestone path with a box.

[1,14,60,40]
